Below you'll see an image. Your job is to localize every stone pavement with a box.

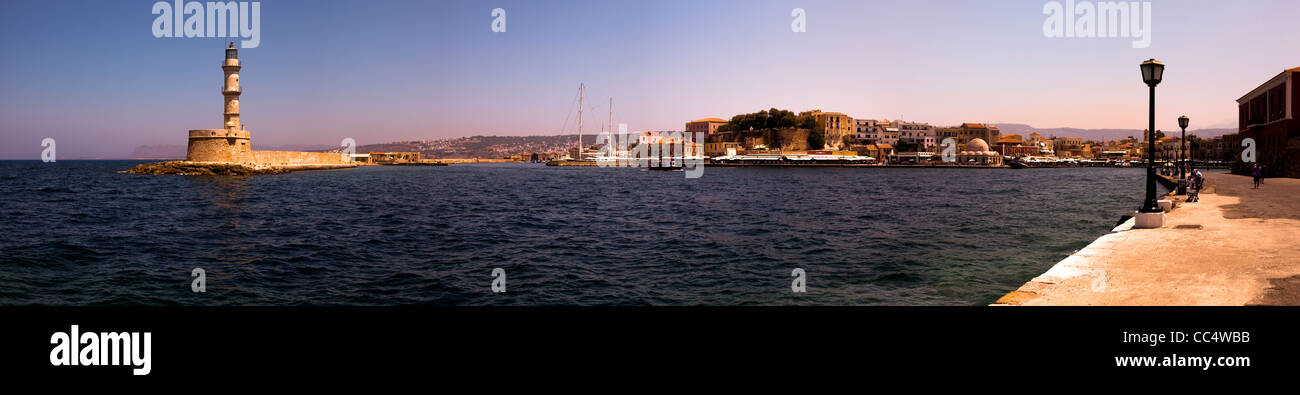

[994,172,1300,306]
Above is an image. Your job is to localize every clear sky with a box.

[2,0,1297,158]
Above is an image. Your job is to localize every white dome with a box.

[966,138,990,152]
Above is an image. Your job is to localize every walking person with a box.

[1252,163,1263,189]
[1187,169,1203,202]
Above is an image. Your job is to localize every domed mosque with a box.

[957,138,1003,165]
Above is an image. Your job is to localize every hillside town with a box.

[349,113,1247,169]
[547,110,1246,168]
[340,66,1295,176]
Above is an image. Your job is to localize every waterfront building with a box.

[1054,137,1084,157]
[937,123,1000,147]
[849,143,879,159]
[1004,144,1043,157]
[800,110,854,149]
[853,119,900,146]
[1236,66,1299,177]
[960,123,999,145]
[1039,139,1055,156]
[1222,133,1243,164]
[637,131,702,158]
[685,118,728,136]
[878,122,900,146]
[854,119,878,141]
[992,134,1045,157]
[1013,133,1054,156]
[369,152,421,164]
[1116,141,1139,159]
[888,151,935,164]
[637,131,669,146]
[936,126,959,144]
[956,138,1003,165]
[704,141,741,157]
[994,134,1025,155]
[1101,150,1129,161]
[1158,136,1182,162]
[896,121,937,150]
[1193,135,1231,163]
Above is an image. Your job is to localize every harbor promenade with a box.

[995,172,1300,306]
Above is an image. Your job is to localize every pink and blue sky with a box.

[1,0,1297,158]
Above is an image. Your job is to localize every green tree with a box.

[717,108,808,132]
[807,130,825,150]
[797,115,819,130]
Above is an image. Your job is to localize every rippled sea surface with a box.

[0,161,1161,305]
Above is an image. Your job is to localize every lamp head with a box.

[1140,58,1164,86]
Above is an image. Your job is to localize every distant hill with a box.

[321,135,599,159]
[993,124,1235,142]
[129,144,186,160]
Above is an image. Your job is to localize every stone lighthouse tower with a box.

[222,42,242,131]
[186,43,253,163]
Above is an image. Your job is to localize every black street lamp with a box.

[1139,59,1164,214]
[1178,115,1189,178]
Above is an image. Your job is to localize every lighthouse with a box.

[222,42,241,130]
[186,43,253,163]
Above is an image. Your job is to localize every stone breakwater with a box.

[124,161,356,175]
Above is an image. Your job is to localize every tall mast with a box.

[608,97,613,137]
[577,83,584,158]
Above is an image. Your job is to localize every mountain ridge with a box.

[992,124,1235,142]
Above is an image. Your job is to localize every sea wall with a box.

[432,158,517,164]
[991,217,1137,306]
[992,173,1300,305]
[252,150,349,166]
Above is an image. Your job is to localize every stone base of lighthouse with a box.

[186,129,254,163]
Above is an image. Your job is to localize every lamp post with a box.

[1139,59,1164,214]
[1178,115,1189,178]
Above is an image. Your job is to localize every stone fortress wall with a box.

[186,128,348,166]
[252,150,349,166]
